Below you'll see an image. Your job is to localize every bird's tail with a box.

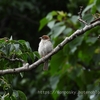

[43,60,48,70]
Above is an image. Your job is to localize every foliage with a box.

[0,0,100,100]
[0,37,37,100]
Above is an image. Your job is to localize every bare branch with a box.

[1,56,26,63]
[78,6,88,25]
[0,20,100,75]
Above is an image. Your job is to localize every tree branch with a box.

[1,56,25,63]
[78,6,88,25]
[0,20,100,75]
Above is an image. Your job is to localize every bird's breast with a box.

[38,40,53,57]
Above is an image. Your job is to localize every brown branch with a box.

[0,20,100,75]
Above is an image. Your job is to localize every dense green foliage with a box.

[0,0,100,100]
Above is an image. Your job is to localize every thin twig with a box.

[78,6,88,25]
[1,56,25,63]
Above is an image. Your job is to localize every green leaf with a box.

[18,90,27,100]
[20,53,28,61]
[51,22,66,38]
[13,44,20,52]
[25,42,32,50]
[13,90,19,98]
[46,11,57,20]
[83,13,93,23]
[91,5,97,14]
[76,94,83,100]
[51,11,58,16]
[2,43,11,56]
[96,0,100,12]
[50,75,59,90]
[33,51,40,59]
[50,49,65,74]
[69,36,84,54]
[1,94,10,100]
[57,14,63,21]
[39,18,49,31]
[86,37,97,44]
[70,15,78,24]
[18,40,26,44]
[47,20,56,29]
[10,95,17,100]
[83,4,94,15]
[27,52,35,62]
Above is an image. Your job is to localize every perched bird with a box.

[38,35,53,70]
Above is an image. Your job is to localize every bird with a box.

[38,35,53,70]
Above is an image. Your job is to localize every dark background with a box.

[0,0,88,51]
